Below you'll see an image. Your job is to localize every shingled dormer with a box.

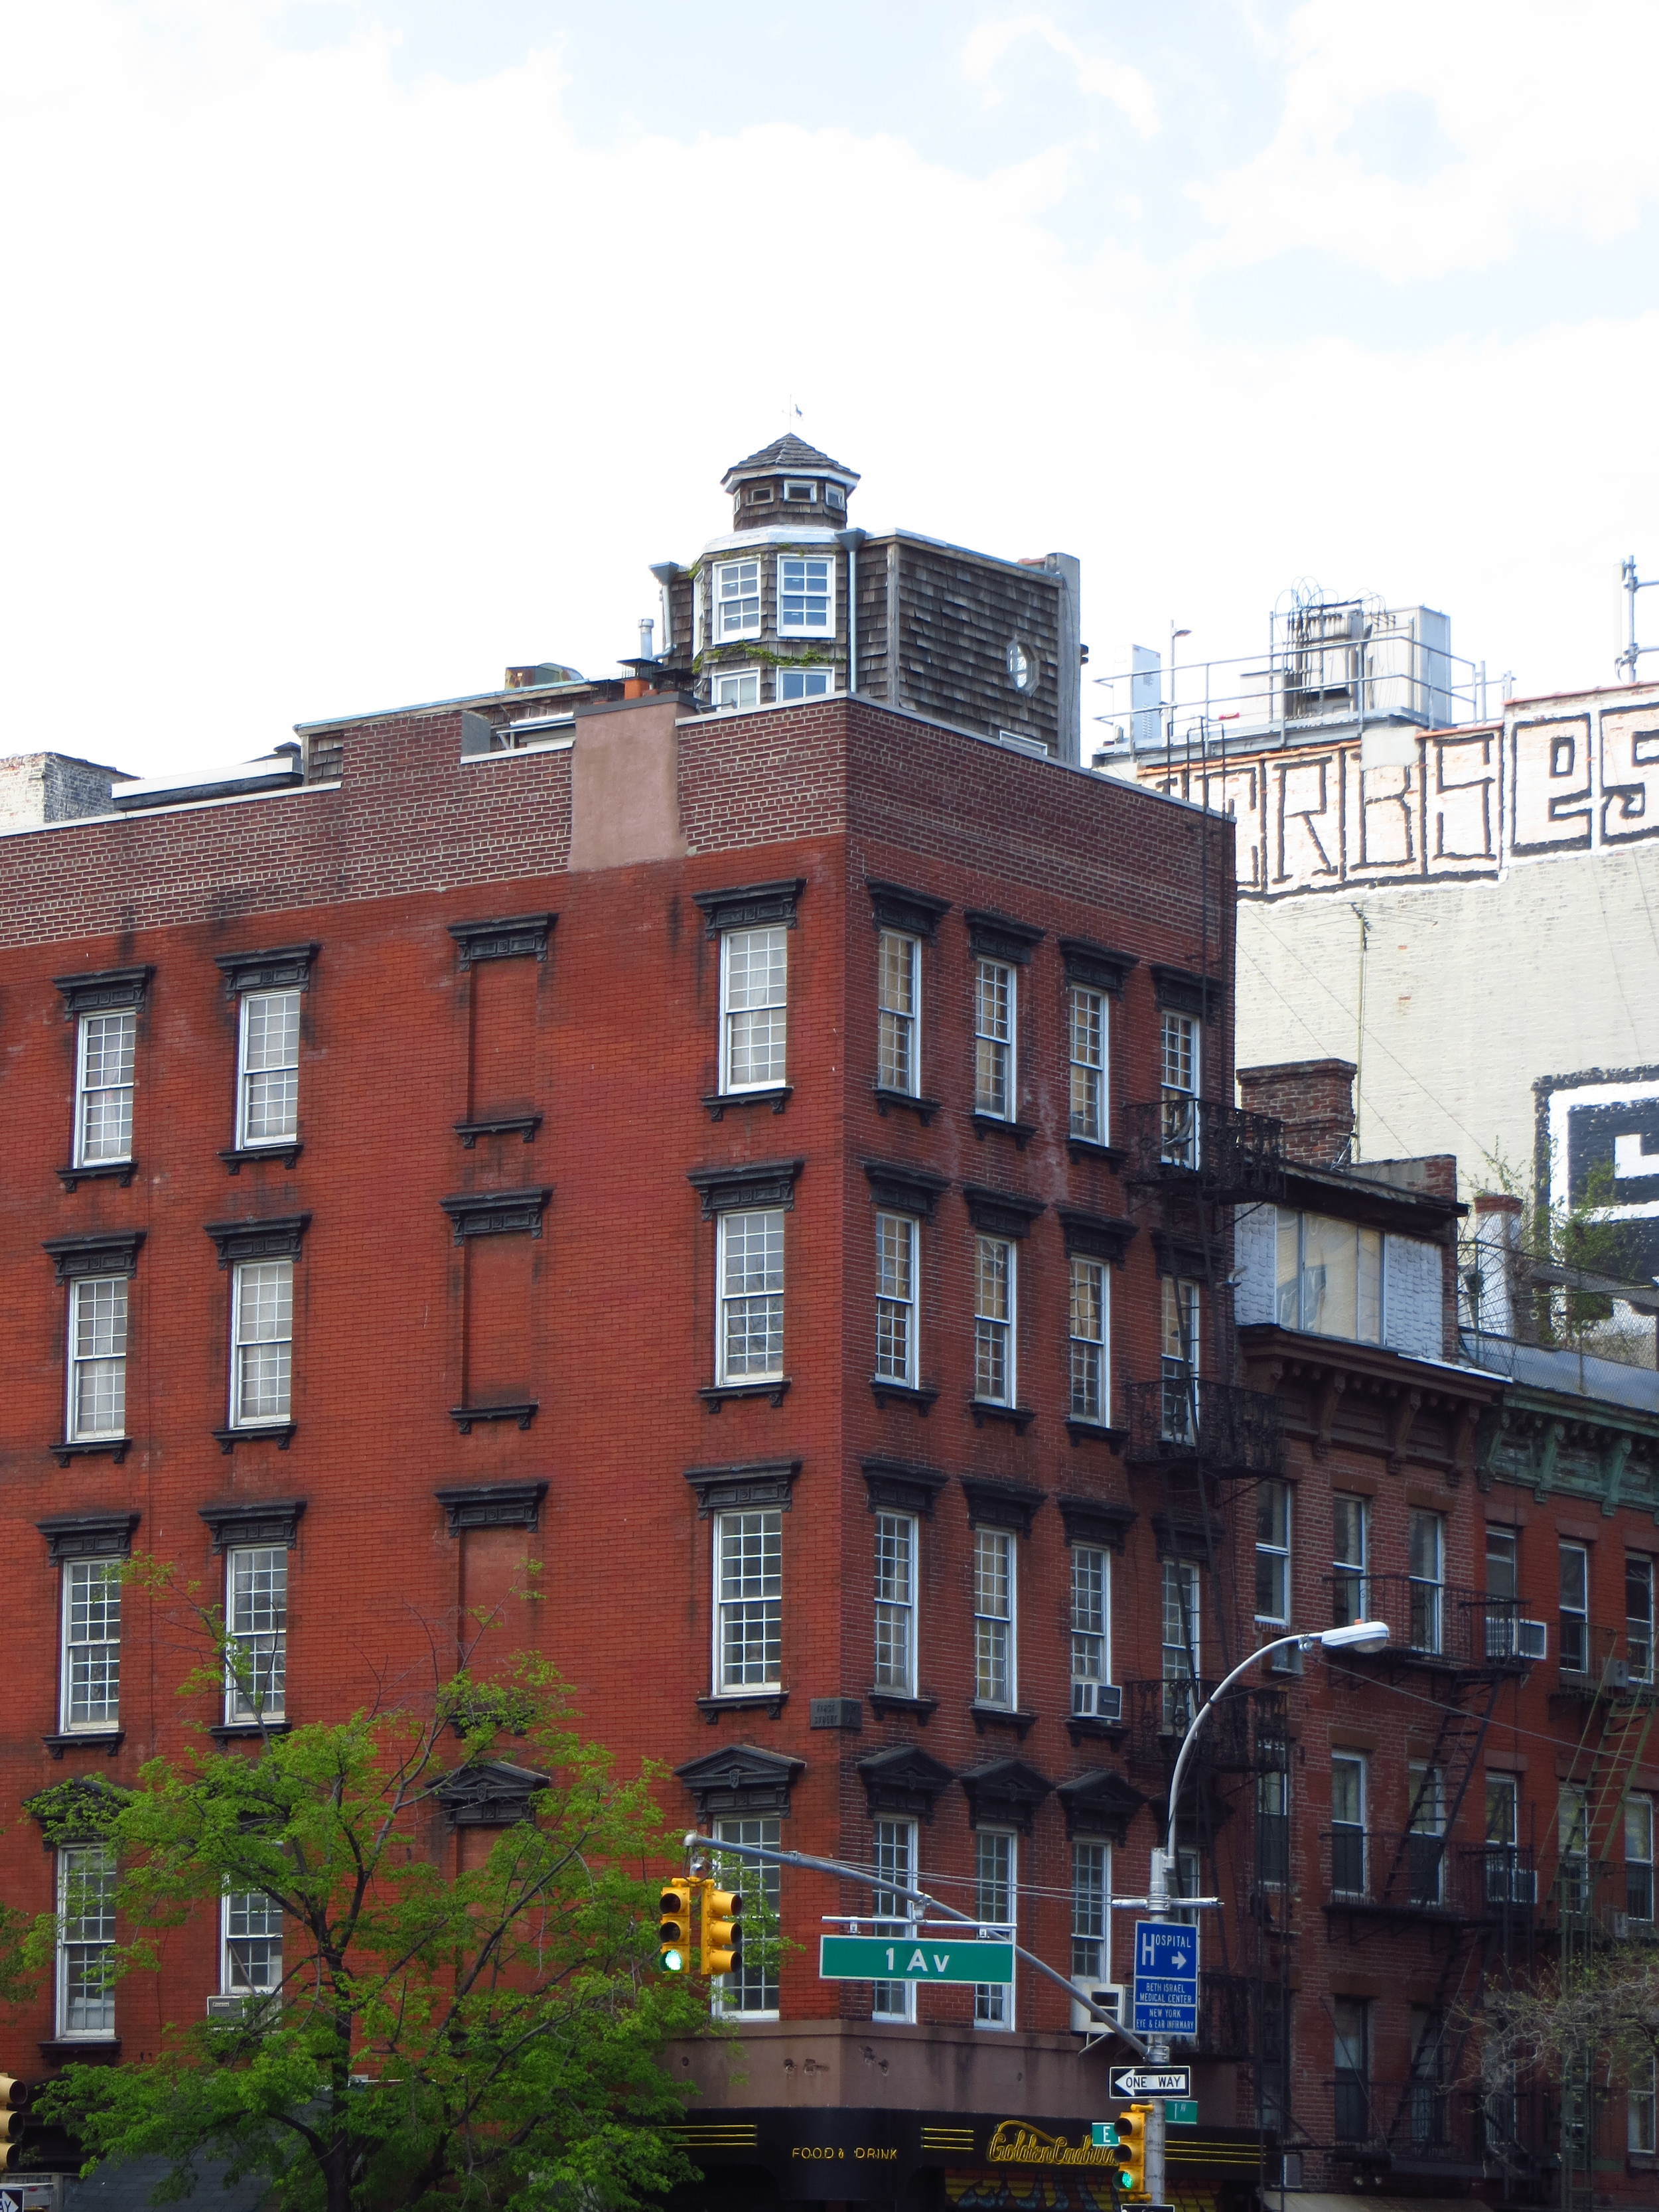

[721,435,860,529]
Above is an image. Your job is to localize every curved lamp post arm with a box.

[1153,1631,1309,1912]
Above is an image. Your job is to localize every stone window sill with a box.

[42,1730,124,1760]
[212,1423,296,1454]
[209,1720,293,1743]
[701,1378,791,1412]
[1065,1419,1127,1452]
[40,2039,120,2066]
[867,1693,938,1725]
[51,1438,131,1467]
[449,1403,538,1434]
[873,1086,940,1127]
[695,1690,788,1723]
[703,1086,792,1122]
[1066,1137,1128,1170]
[970,1703,1038,1739]
[871,1380,939,1417]
[970,1400,1036,1435]
[56,1161,137,1193]
[1065,1716,1128,1747]
[220,1143,303,1175]
[971,1112,1036,1151]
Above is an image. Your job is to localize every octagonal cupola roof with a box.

[721,434,859,532]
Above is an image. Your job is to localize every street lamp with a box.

[1137,1620,1389,2205]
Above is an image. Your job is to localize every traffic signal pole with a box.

[683,1829,1152,2055]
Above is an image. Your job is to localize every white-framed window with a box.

[974,960,1014,1118]
[712,668,760,710]
[974,1828,1015,2028]
[974,1528,1015,1710]
[877,930,920,1096]
[776,555,833,636]
[1275,1211,1384,1343]
[1159,1009,1198,1165]
[1169,1843,1203,1928]
[1628,1795,1655,1923]
[1409,1509,1445,1656]
[1069,985,1106,1143]
[1160,1276,1200,1440]
[1071,1839,1110,1982]
[1256,1481,1292,1626]
[67,1276,127,1442]
[1632,2053,1657,2154]
[1560,1783,1591,1915]
[1333,1996,1369,2141]
[74,1010,135,1167]
[223,1891,283,1997]
[1486,1771,1522,1903]
[1560,1540,1591,1672]
[974,1235,1015,1405]
[62,1560,122,1733]
[824,482,845,510]
[782,479,818,505]
[1070,1544,1111,1716]
[1407,1763,1446,1904]
[1333,1494,1370,1626]
[720,926,788,1092]
[875,1212,918,1386]
[715,1509,782,1693]
[717,1209,784,1384]
[237,990,301,1149]
[1257,1767,1290,1885]
[713,1816,780,2017]
[56,1844,116,2038]
[715,558,761,640]
[871,1817,918,2022]
[1162,1558,1200,1730]
[1630,1554,1655,1682]
[778,666,831,700]
[226,1544,287,1724]
[231,1258,293,1427]
[1332,1752,1367,1895]
[873,1512,916,1696]
[1069,1256,1108,1424]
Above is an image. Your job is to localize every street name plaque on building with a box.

[819,1935,1014,1983]
[1130,1922,1199,2038]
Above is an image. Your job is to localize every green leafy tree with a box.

[25,1593,712,2212]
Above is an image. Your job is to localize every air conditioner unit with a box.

[1277,2152,1305,2192]
[205,1994,248,2022]
[1072,1978,1123,2037]
[1516,1620,1548,1662]
[206,1992,279,2026]
[1268,1642,1304,1677]
[1611,1912,1632,1941]
[1072,1681,1123,1723]
[1608,1659,1633,1691]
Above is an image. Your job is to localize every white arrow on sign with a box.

[1108,2065,1191,2098]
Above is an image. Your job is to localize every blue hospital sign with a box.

[1131,1921,1199,2037]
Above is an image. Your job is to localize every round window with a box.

[1007,639,1036,693]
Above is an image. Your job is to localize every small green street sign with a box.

[1091,2124,1120,2148]
[1165,2101,1198,2126]
[819,1935,1015,1983]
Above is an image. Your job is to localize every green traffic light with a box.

[660,1948,685,1973]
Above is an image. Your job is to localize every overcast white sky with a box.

[7,0,1659,774]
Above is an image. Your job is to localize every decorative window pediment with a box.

[1058,938,1137,995]
[960,1477,1045,1538]
[1057,1208,1137,1267]
[214,944,319,997]
[36,1513,140,1566]
[438,1189,552,1244]
[198,1499,305,1554]
[54,967,153,1018]
[963,911,1043,966]
[1056,1497,1137,1554]
[861,1456,948,1518]
[1056,1769,1145,1844]
[204,1215,309,1269]
[866,881,950,940]
[435,1482,548,1535]
[960,1757,1052,1834]
[675,1742,804,1820]
[1151,964,1222,1021]
[863,1160,950,1220]
[684,1461,800,1518]
[447,915,555,968]
[962,1186,1045,1240]
[857,1743,955,1824]
[42,1232,143,1285]
[434,1760,549,1828]
[691,880,805,938]
[687,1159,802,1218]
[1151,1229,1207,1280]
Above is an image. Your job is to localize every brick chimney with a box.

[1236,1059,1357,1169]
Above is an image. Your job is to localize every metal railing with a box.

[1323,1832,1538,1919]
[1123,1097,1285,1197]
[1321,1574,1540,1671]
[1123,1374,1283,1477]
[1123,1679,1288,1771]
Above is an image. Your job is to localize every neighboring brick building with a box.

[0,447,1273,2212]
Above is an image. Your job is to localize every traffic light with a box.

[699,1883,743,1977]
[0,2076,29,2172]
[658,1881,694,1974]
[1110,2104,1150,2198]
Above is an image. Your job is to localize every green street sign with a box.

[819,1935,1014,1984]
[1091,2124,1120,2148]
[1165,2101,1198,2126]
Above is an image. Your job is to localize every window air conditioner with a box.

[1611,1912,1632,1941]
[1516,1620,1548,1662]
[1277,2153,1305,2192]
[206,1992,279,2025]
[206,1994,248,2022]
[1268,1642,1304,1677]
[1072,1979,1123,2036]
[1607,1659,1633,1692]
[1073,1681,1123,1723]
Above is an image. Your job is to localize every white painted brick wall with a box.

[1385,1234,1442,1359]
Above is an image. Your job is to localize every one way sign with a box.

[1108,2065,1192,2099]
